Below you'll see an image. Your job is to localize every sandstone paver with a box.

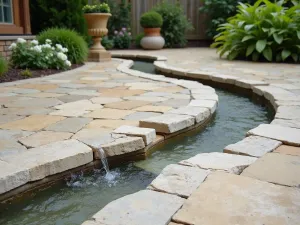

[0,140,27,158]
[274,145,300,156]
[188,99,217,113]
[134,105,173,113]
[45,118,92,133]
[83,108,135,119]
[168,106,210,123]
[4,98,62,108]
[0,115,24,125]
[0,107,53,116]
[104,100,150,110]
[0,130,34,140]
[154,99,190,108]
[99,89,145,97]
[54,100,103,111]
[123,112,162,121]
[90,97,122,104]
[57,95,91,103]
[85,119,138,129]
[15,83,58,91]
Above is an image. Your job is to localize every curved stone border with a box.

[79,53,300,225]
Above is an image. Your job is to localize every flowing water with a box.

[0,61,272,225]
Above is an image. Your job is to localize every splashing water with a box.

[98,146,110,174]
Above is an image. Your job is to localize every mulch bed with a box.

[0,64,83,83]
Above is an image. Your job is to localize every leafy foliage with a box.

[82,2,110,13]
[153,1,193,47]
[101,36,114,50]
[0,55,8,76]
[38,28,88,64]
[21,69,33,77]
[140,11,163,28]
[112,28,132,49]
[135,33,145,48]
[212,0,300,62]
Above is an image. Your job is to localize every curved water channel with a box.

[0,61,272,225]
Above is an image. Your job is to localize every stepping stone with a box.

[154,99,190,108]
[172,172,300,225]
[275,106,300,120]
[123,112,162,121]
[0,115,24,125]
[188,99,217,113]
[90,97,122,104]
[0,140,27,158]
[134,105,173,113]
[91,190,184,225]
[168,106,210,123]
[102,136,145,157]
[0,161,30,194]
[0,115,66,131]
[4,98,63,108]
[241,153,300,187]
[54,100,103,111]
[0,130,33,140]
[57,95,91,103]
[0,107,53,116]
[271,119,300,129]
[104,100,150,110]
[86,119,138,129]
[148,164,210,198]
[2,139,92,181]
[140,114,195,134]
[45,118,92,133]
[114,125,156,145]
[99,89,145,97]
[83,108,135,119]
[247,124,300,146]
[274,145,300,156]
[224,136,282,157]
[179,152,257,174]
[19,131,72,148]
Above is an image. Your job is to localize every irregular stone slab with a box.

[224,136,282,157]
[148,164,210,198]
[188,99,217,113]
[123,112,162,121]
[45,117,92,133]
[92,190,184,225]
[241,153,300,187]
[0,107,53,116]
[235,79,267,89]
[90,97,122,104]
[114,125,156,145]
[0,115,66,131]
[155,86,184,93]
[0,161,30,194]
[0,130,33,140]
[2,139,93,181]
[50,109,90,117]
[57,95,90,103]
[104,100,150,110]
[12,88,40,94]
[247,124,300,146]
[54,100,103,111]
[134,105,173,113]
[124,96,169,102]
[275,106,300,120]
[0,115,24,125]
[179,152,257,174]
[0,140,27,158]
[274,145,300,156]
[271,118,300,129]
[15,83,58,91]
[102,136,145,157]
[99,89,145,97]
[19,131,72,148]
[192,93,219,101]
[4,98,63,108]
[84,108,135,119]
[69,90,100,96]
[140,114,195,134]
[24,92,64,98]
[154,99,190,108]
[172,172,300,225]
[168,106,210,123]
[86,119,138,129]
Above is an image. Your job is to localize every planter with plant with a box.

[140,11,165,50]
[82,2,111,62]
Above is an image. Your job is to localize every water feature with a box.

[0,61,272,225]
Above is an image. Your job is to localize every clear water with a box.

[0,61,271,225]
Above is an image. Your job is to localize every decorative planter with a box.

[141,28,165,50]
[84,13,112,62]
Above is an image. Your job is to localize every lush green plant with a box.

[140,11,163,28]
[135,33,144,48]
[38,28,88,64]
[10,38,71,70]
[113,28,132,49]
[30,0,88,37]
[199,0,255,38]
[101,36,114,50]
[0,55,8,76]
[212,0,300,62]
[21,69,33,77]
[82,2,110,13]
[153,1,193,47]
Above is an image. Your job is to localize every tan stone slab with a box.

[90,97,122,104]
[104,100,151,110]
[0,140,27,158]
[0,115,25,125]
[0,115,66,131]
[45,117,92,133]
[155,86,185,93]
[134,105,173,113]
[4,98,63,108]
[54,100,103,111]
[274,145,300,156]
[15,84,58,91]
[172,172,300,225]
[0,107,53,116]
[241,153,300,187]
[19,131,72,148]
[0,130,34,140]
[99,89,145,97]
[24,93,65,98]
[86,119,138,129]
[83,108,135,119]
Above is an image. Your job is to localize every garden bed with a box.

[0,64,83,83]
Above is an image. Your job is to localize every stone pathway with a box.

[78,49,300,225]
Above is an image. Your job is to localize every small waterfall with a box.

[98,146,110,174]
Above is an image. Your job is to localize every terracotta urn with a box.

[141,28,165,50]
[84,13,111,62]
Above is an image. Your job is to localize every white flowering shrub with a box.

[9,38,71,70]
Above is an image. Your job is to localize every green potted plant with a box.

[82,2,111,61]
[140,11,165,50]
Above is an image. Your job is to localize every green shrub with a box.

[153,1,193,47]
[113,28,132,49]
[38,28,88,64]
[212,0,300,62]
[0,55,8,76]
[102,36,114,50]
[21,69,33,77]
[140,11,163,28]
[30,0,88,37]
[135,33,144,48]
[82,2,110,13]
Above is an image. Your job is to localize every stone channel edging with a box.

[79,53,300,225]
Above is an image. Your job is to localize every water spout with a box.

[98,146,110,174]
